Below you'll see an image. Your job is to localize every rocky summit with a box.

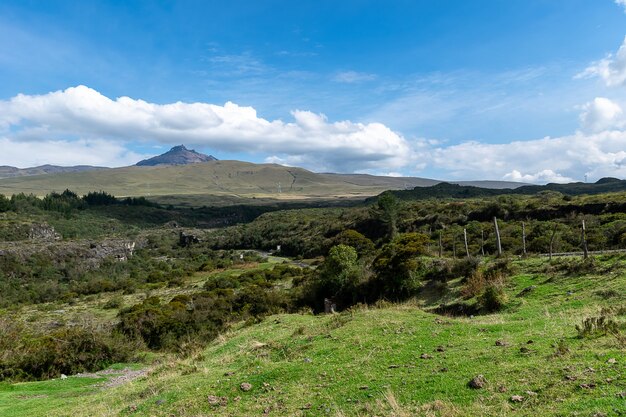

[136,145,217,166]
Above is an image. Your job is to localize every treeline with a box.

[375,177,626,201]
[0,190,158,214]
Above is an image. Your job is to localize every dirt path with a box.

[75,367,150,389]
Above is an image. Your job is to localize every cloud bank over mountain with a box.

[0,85,412,172]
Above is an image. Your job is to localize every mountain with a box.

[0,165,105,180]
[136,145,217,166]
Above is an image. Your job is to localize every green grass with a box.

[3,256,626,417]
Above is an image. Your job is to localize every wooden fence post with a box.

[522,222,527,257]
[581,219,589,260]
[493,217,502,256]
[481,229,485,256]
[549,224,557,261]
[464,228,470,258]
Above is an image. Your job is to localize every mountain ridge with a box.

[136,145,217,166]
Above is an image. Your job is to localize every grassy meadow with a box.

[2,255,624,417]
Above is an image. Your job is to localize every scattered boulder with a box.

[28,223,61,241]
[510,395,524,402]
[468,375,487,389]
[240,382,253,392]
[607,358,617,364]
[420,353,433,359]
[517,285,537,297]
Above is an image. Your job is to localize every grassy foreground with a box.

[2,256,625,417]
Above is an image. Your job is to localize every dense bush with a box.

[0,321,136,381]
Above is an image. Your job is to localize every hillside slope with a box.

[0,165,105,179]
[0,160,522,199]
[3,256,624,417]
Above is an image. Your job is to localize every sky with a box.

[1,0,626,183]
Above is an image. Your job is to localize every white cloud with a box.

[0,138,144,168]
[503,169,574,184]
[421,130,626,183]
[578,36,626,87]
[580,97,624,132]
[616,0,626,12]
[0,85,413,172]
[332,71,377,83]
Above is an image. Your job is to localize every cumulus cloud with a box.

[0,138,144,168]
[617,0,626,12]
[580,97,624,132]
[503,169,574,184]
[420,130,626,183]
[332,71,377,83]
[578,36,626,87]
[0,85,412,172]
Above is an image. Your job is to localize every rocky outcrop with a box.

[136,145,217,166]
[28,223,61,241]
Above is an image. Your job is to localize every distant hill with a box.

[136,145,217,166]
[373,177,626,201]
[0,159,522,200]
[0,164,105,180]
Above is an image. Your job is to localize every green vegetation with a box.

[1,255,625,416]
[1,187,625,416]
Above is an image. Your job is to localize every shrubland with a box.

[1,189,625,416]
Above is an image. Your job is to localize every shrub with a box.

[461,270,486,299]
[575,316,620,339]
[478,282,508,312]
[0,324,137,381]
[451,257,481,279]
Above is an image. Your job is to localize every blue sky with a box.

[1,0,626,182]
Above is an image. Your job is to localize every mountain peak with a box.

[136,145,217,166]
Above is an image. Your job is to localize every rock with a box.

[207,395,228,406]
[155,399,165,405]
[510,395,524,402]
[525,390,537,396]
[564,375,577,381]
[517,285,536,297]
[579,383,596,389]
[495,340,508,346]
[303,357,312,363]
[520,347,531,354]
[28,223,61,241]
[240,382,253,392]
[607,358,617,364]
[468,375,487,389]
[526,340,534,344]
[497,385,508,393]
[359,385,369,390]
[435,345,445,352]
[420,353,433,359]
[224,371,235,376]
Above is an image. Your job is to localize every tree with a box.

[373,232,430,298]
[373,191,399,240]
[318,244,360,295]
